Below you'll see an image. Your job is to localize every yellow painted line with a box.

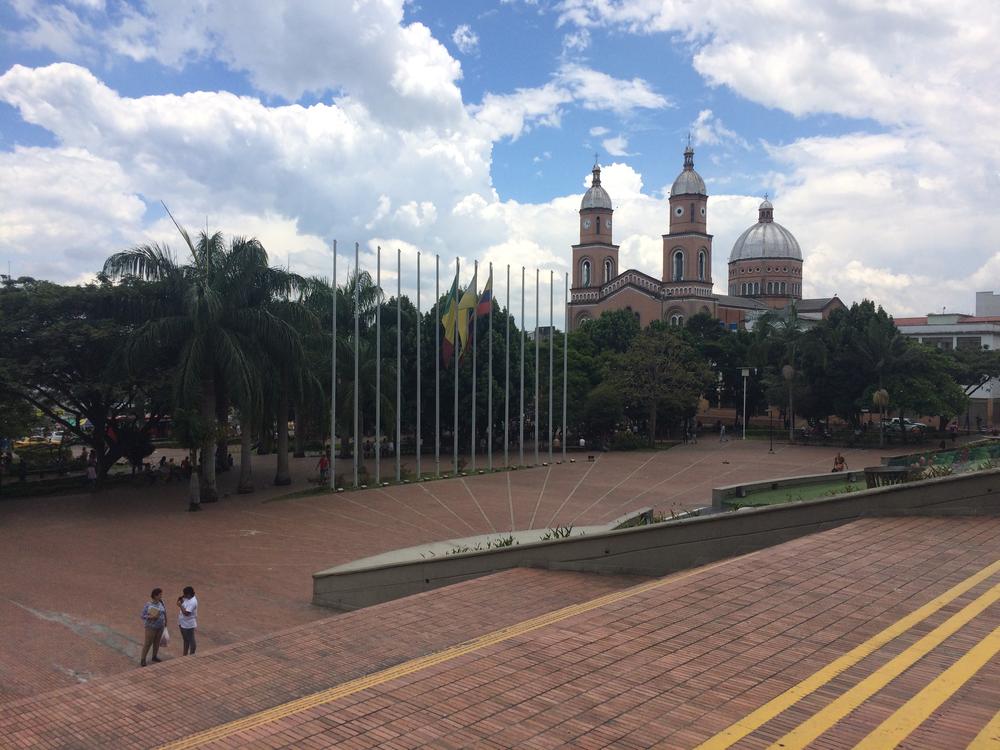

[694,558,1000,750]
[968,706,1000,748]
[855,624,1000,749]
[765,580,1000,749]
[158,556,734,750]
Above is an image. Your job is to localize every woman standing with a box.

[140,588,166,666]
[177,586,198,656]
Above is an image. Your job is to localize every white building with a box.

[896,293,1000,427]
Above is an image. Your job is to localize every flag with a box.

[440,272,460,366]
[456,282,478,357]
[476,272,493,317]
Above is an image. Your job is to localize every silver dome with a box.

[581,163,612,210]
[729,221,802,262]
[670,145,707,196]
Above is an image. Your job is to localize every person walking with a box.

[316,453,330,484]
[176,586,198,656]
[140,588,167,666]
[719,424,728,443]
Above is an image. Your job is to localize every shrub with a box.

[610,430,645,451]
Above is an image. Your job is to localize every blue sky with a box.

[1,0,999,320]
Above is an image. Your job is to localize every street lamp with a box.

[741,367,750,440]
[782,364,795,443]
[768,407,774,453]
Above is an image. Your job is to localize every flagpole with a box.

[504,264,510,468]
[471,260,478,473]
[453,257,459,476]
[396,248,402,483]
[519,266,525,467]
[353,241,360,488]
[488,262,493,472]
[435,254,440,477]
[330,240,337,490]
[563,271,568,463]
[534,268,540,466]
[548,269,554,464]
[375,245,381,486]
[416,251,421,481]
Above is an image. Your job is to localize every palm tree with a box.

[103,212,303,502]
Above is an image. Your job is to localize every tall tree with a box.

[614,324,713,446]
[103,220,303,502]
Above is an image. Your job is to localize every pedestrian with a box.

[176,586,198,656]
[832,453,847,472]
[719,424,728,443]
[86,460,97,490]
[140,588,167,666]
[316,453,330,483]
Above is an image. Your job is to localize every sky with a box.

[2,0,1000,326]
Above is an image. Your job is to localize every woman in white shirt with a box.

[176,586,198,655]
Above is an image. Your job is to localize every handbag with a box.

[160,627,170,647]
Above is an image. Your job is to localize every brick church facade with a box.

[567,146,842,331]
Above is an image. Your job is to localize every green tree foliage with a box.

[103,219,308,499]
[0,277,169,478]
[613,323,713,446]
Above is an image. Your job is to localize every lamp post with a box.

[873,388,889,449]
[741,367,750,440]
[768,407,774,453]
[782,364,795,443]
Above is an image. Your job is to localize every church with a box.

[567,145,843,331]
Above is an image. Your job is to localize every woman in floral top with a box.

[140,587,166,666]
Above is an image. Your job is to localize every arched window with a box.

[673,251,684,281]
[780,281,786,295]
[603,258,614,283]
[698,251,706,281]
[581,259,591,287]
[740,282,746,295]
[670,314,684,326]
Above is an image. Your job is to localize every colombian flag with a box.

[440,273,460,366]
[476,272,493,317]
[456,282,479,356]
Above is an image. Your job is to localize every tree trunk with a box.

[293,404,306,458]
[237,411,254,494]
[274,373,291,485]
[648,406,657,448]
[788,388,795,443]
[200,379,219,501]
[216,393,230,472]
[188,447,201,509]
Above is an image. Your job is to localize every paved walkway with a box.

[0,441,904,703]
[2,516,999,748]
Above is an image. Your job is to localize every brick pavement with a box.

[3,515,1000,748]
[0,440,900,702]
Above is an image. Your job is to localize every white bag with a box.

[160,627,170,647]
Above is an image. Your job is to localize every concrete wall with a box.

[313,468,1000,611]
[711,471,864,510]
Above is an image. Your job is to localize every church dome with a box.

[581,163,612,210]
[670,145,706,196]
[729,200,802,262]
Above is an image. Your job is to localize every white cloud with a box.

[602,135,631,157]
[589,126,609,136]
[555,63,670,114]
[451,24,479,54]
[561,28,590,54]
[691,109,748,149]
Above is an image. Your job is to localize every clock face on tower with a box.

[605,218,611,230]
[583,219,591,229]
[675,206,684,216]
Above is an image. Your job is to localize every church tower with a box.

[663,144,712,295]
[572,161,619,290]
